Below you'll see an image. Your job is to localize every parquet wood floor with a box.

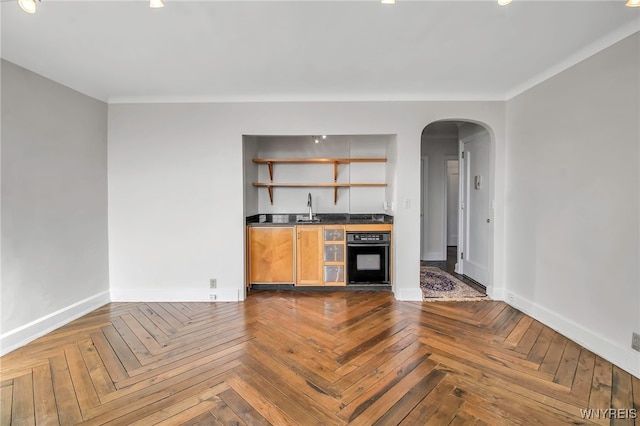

[1,291,638,425]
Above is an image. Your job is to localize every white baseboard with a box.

[422,251,446,261]
[490,286,506,301]
[0,290,111,356]
[506,291,640,378]
[394,287,423,301]
[110,288,242,303]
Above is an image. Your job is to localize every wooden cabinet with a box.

[248,227,295,284]
[248,223,392,288]
[296,226,323,286]
[296,225,346,287]
[323,226,346,286]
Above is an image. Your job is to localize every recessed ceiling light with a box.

[381,0,395,4]
[626,0,640,6]
[150,0,164,8]
[498,0,512,5]
[18,0,37,14]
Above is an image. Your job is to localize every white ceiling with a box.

[1,1,638,103]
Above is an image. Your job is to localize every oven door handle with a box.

[347,243,389,247]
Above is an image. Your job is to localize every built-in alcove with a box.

[243,135,397,216]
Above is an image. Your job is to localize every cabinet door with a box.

[324,228,345,241]
[249,227,295,284]
[296,226,323,286]
[323,225,346,286]
[324,244,344,262]
[324,265,344,283]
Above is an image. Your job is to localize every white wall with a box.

[247,135,390,214]
[242,135,259,217]
[421,123,459,260]
[505,33,640,377]
[384,136,398,216]
[349,135,388,214]
[254,135,351,213]
[0,60,110,354]
[108,101,506,303]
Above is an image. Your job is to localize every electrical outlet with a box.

[209,278,217,289]
[507,293,515,303]
[403,198,411,209]
[632,332,640,352]
[209,294,217,301]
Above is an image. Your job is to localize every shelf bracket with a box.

[267,186,274,204]
[267,162,274,182]
[334,186,338,205]
[333,161,338,183]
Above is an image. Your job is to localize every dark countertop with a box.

[246,213,393,225]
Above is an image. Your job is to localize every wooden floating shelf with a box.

[253,157,387,182]
[253,158,386,163]
[252,183,386,187]
[253,183,387,205]
[252,157,388,204]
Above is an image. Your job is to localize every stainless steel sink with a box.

[297,218,322,223]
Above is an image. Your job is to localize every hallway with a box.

[421,246,486,295]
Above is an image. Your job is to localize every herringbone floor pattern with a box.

[1,291,638,425]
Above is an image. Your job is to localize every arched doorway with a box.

[420,120,494,290]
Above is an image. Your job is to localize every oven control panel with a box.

[347,232,390,243]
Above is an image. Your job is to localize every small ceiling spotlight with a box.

[626,0,640,6]
[498,0,512,5]
[18,0,38,14]
[150,0,164,8]
[381,0,395,4]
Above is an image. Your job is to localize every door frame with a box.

[457,128,492,282]
[420,155,429,260]
[442,155,458,260]
[456,144,465,274]
[420,119,495,295]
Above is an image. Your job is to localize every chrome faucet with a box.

[307,192,313,220]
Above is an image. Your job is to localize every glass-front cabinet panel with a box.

[324,228,345,242]
[324,244,344,262]
[324,266,345,283]
[322,225,346,286]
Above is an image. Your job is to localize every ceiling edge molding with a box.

[106,93,507,105]
[505,18,640,101]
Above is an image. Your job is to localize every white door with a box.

[461,132,490,285]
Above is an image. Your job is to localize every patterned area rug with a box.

[420,266,489,301]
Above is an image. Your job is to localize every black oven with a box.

[347,232,390,285]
